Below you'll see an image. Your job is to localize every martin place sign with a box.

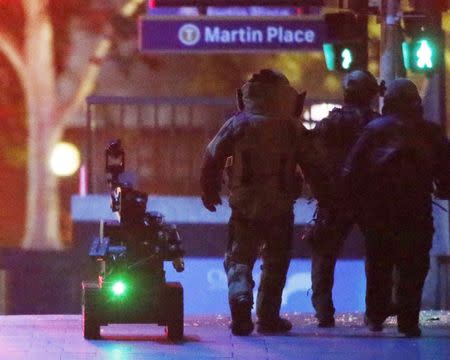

[139,16,326,52]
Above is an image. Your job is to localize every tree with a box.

[0,0,146,249]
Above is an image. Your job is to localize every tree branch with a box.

[58,29,114,127]
[59,0,146,127]
[0,32,30,98]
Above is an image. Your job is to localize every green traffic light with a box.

[403,36,438,73]
[415,39,433,69]
[341,48,353,70]
[323,43,336,71]
[112,280,126,296]
[323,42,365,72]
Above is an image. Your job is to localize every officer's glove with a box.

[201,192,222,212]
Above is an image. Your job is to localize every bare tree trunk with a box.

[22,0,62,249]
[23,120,63,249]
[14,0,144,249]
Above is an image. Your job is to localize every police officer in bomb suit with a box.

[200,69,326,336]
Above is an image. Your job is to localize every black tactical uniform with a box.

[200,69,323,336]
[307,70,381,327]
[342,79,450,337]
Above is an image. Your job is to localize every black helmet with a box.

[342,70,380,105]
[384,78,421,107]
[382,78,422,116]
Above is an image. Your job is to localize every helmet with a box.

[383,78,421,107]
[248,68,290,86]
[237,69,305,116]
[342,70,380,104]
[382,78,422,116]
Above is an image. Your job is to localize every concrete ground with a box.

[0,311,448,360]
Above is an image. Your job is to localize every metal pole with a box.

[379,0,405,108]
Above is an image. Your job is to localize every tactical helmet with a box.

[342,70,380,104]
[384,78,421,107]
[382,78,422,116]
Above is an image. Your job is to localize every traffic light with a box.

[322,11,368,72]
[402,37,439,72]
[401,13,441,73]
[323,41,366,72]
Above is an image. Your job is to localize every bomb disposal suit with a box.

[200,69,323,336]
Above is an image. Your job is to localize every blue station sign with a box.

[139,16,326,53]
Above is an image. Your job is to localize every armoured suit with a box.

[200,69,322,336]
[342,78,450,337]
[307,70,381,327]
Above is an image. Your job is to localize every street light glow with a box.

[49,142,81,177]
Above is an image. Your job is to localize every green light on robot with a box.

[416,40,433,69]
[341,48,353,70]
[112,281,126,296]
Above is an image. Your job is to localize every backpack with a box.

[358,122,430,220]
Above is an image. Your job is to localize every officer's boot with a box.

[226,263,254,336]
[257,316,292,334]
[364,314,383,332]
[256,267,292,334]
[311,253,336,327]
[398,322,421,338]
[397,303,422,337]
[396,257,427,338]
[397,307,421,337]
[230,294,254,336]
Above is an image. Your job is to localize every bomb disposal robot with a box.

[81,140,185,340]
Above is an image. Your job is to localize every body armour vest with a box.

[322,106,379,176]
[228,113,299,219]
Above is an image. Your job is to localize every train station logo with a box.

[178,23,201,46]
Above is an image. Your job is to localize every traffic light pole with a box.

[379,0,404,96]
[379,0,404,304]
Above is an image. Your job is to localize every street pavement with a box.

[0,311,449,360]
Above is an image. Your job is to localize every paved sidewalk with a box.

[0,311,448,360]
